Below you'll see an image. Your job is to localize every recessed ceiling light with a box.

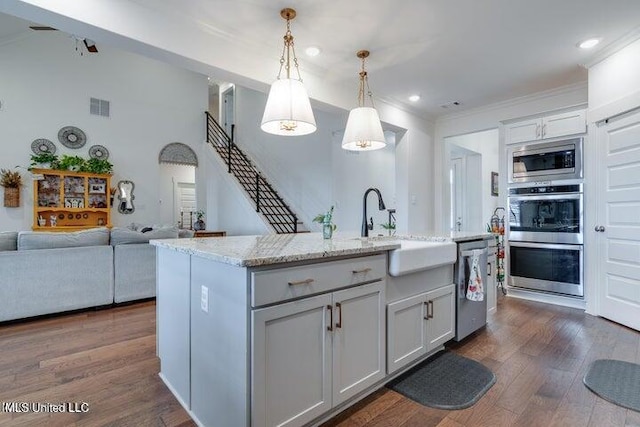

[305,46,321,57]
[578,38,600,49]
[408,95,421,102]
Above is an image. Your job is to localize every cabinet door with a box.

[425,284,455,352]
[505,118,541,144]
[252,293,333,427]
[542,110,586,139]
[387,292,427,374]
[332,281,386,406]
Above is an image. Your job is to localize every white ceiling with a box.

[2,0,640,118]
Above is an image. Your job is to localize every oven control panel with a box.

[509,184,581,195]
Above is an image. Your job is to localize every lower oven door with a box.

[509,241,583,297]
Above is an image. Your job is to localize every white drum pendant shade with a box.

[261,78,317,136]
[341,107,386,151]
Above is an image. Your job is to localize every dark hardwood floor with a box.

[0,295,638,426]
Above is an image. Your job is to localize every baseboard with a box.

[158,373,206,427]
[506,287,586,310]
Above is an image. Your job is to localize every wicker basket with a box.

[3,187,20,208]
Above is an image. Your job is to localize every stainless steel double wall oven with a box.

[507,138,584,298]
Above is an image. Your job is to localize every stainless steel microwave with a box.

[507,138,583,183]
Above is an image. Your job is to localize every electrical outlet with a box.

[201,285,209,313]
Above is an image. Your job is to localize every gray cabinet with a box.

[252,256,386,427]
[386,284,455,374]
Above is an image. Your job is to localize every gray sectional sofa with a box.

[0,226,193,322]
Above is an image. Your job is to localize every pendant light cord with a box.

[357,54,375,108]
[277,17,303,82]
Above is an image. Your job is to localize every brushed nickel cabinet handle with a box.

[536,124,541,138]
[542,123,547,138]
[287,278,314,286]
[352,267,372,274]
[423,301,429,320]
[427,300,434,319]
[327,305,333,332]
[336,302,342,329]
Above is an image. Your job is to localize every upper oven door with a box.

[508,138,583,183]
[508,192,583,244]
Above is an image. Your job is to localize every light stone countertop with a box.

[151,230,493,267]
[151,232,401,267]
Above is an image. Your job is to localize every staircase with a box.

[205,112,303,234]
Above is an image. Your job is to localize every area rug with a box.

[387,350,496,410]
[583,359,640,412]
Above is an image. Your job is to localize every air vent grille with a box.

[90,97,110,117]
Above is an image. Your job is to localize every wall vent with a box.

[90,97,110,117]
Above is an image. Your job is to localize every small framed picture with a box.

[90,183,106,194]
[491,172,499,197]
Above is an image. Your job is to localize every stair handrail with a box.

[204,112,299,233]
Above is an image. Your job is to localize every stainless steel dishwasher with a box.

[454,239,488,341]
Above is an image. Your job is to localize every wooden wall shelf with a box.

[32,169,112,231]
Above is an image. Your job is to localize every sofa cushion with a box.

[0,231,18,251]
[17,228,110,251]
[110,226,178,245]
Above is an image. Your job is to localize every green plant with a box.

[29,153,59,169]
[313,205,337,231]
[0,169,22,188]
[380,222,396,230]
[58,155,87,171]
[85,158,113,174]
[195,209,205,221]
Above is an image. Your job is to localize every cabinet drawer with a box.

[251,254,386,307]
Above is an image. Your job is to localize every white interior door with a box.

[175,182,196,228]
[222,86,235,137]
[597,109,640,331]
[450,157,464,231]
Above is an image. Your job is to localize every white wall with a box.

[202,147,270,236]
[589,38,640,122]
[0,31,208,231]
[445,129,499,231]
[433,83,588,232]
[331,131,396,234]
[232,86,335,229]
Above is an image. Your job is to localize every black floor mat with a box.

[387,350,496,410]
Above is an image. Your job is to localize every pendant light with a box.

[342,50,386,151]
[261,8,317,136]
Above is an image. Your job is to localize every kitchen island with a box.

[151,232,486,427]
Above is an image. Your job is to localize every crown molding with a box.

[436,81,588,124]
[582,26,640,69]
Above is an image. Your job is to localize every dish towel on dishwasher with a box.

[466,249,484,301]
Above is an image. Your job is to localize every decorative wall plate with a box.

[75,213,82,219]
[89,145,109,160]
[31,138,56,155]
[68,213,74,219]
[58,126,87,149]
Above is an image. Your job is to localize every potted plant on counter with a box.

[194,210,206,231]
[1,169,23,207]
[313,205,337,239]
